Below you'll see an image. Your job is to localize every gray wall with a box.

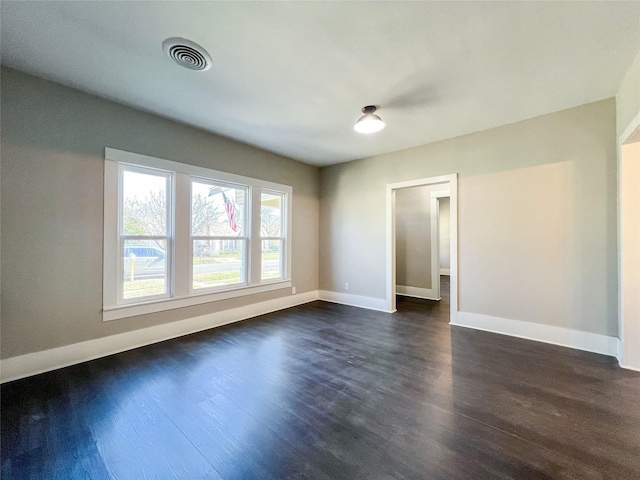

[616,49,640,138]
[396,185,432,290]
[320,98,618,337]
[1,67,320,359]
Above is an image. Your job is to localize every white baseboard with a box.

[617,339,640,371]
[7,296,633,383]
[396,285,440,301]
[620,364,640,372]
[0,290,319,384]
[617,338,624,364]
[452,312,618,357]
[440,269,450,276]
[318,290,392,313]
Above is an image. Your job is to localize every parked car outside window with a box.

[123,246,166,279]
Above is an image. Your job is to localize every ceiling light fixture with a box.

[354,105,385,134]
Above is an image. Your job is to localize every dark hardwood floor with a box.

[2,277,640,479]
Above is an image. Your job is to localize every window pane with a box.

[261,239,282,280]
[193,240,245,290]
[261,192,282,237]
[122,169,169,235]
[123,239,167,299]
[192,181,246,236]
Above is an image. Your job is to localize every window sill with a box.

[103,280,292,321]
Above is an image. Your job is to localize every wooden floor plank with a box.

[2,277,640,479]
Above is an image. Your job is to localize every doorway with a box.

[394,185,449,301]
[385,174,458,323]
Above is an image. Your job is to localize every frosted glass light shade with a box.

[354,106,385,134]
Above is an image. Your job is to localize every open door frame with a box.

[618,111,640,370]
[385,174,458,323]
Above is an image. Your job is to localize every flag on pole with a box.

[222,191,238,232]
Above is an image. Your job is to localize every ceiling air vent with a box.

[162,38,212,71]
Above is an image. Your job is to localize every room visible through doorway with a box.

[385,174,458,324]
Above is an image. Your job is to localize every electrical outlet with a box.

[292,287,296,295]
[344,283,349,290]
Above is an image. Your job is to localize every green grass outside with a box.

[123,279,165,299]
[261,272,280,280]
[124,268,280,298]
[193,253,240,265]
[193,271,240,283]
[124,271,241,298]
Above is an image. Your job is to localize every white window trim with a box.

[103,148,292,321]
[261,237,286,282]
[118,164,174,305]
[189,177,250,295]
[260,189,287,283]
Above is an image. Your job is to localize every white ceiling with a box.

[2,1,639,166]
